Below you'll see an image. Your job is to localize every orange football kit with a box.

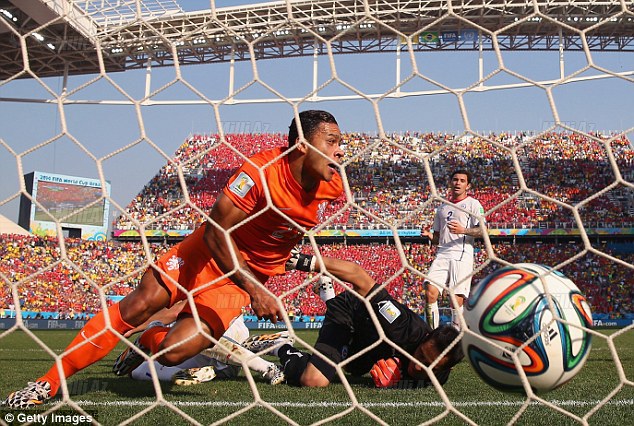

[38,147,342,396]
[156,146,343,336]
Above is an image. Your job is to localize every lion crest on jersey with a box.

[316,201,328,223]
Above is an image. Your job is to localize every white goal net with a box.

[0,1,633,425]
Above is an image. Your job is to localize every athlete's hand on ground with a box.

[285,247,316,272]
[250,289,284,324]
[370,357,401,388]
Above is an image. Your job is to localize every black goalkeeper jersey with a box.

[316,286,433,379]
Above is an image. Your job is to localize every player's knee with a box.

[120,276,169,324]
[156,337,205,366]
[119,295,159,326]
[300,371,330,387]
[453,294,466,307]
[156,349,189,366]
[426,285,440,303]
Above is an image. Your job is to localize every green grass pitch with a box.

[0,329,632,425]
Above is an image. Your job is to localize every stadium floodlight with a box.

[32,32,45,42]
[0,8,17,22]
[46,43,55,50]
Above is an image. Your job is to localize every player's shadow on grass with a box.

[64,377,156,398]
[62,372,377,400]
[72,375,278,399]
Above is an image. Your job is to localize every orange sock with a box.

[38,303,133,396]
[138,326,169,354]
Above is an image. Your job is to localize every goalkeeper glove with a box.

[370,357,401,388]
[285,247,317,272]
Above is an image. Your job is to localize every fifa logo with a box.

[229,172,255,198]
[510,296,526,312]
[235,177,249,191]
[378,301,401,323]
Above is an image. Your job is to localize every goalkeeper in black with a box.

[281,250,463,388]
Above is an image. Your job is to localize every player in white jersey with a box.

[422,169,486,330]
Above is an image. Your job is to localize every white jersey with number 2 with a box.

[432,196,485,260]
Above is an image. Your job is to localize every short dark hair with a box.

[288,110,338,147]
[416,325,464,386]
[451,169,473,184]
[430,325,464,368]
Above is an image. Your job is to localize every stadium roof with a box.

[0,0,633,79]
[0,213,31,236]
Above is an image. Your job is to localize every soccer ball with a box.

[462,263,593,393]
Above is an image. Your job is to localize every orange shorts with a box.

[155,225,267,338]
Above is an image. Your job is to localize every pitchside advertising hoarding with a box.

[20,171,111,241]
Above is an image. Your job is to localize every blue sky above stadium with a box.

[0,1,632,228]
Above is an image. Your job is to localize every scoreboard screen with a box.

[33,180,105,226]
[20,171,111,240]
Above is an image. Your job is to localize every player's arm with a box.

[286,251,375,297]
[205,193,283,323]
[318,257,375,297]
[447,220,486,238]
[463,223,486,238]
[423,229,439,245]
[423,211,440,245]
[447,215,487,238]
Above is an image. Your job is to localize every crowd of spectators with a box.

[1,234,631,320]
[6,130,633,321]
[113,131,634,232]
[0,234,169,319]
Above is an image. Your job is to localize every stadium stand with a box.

[112,132,634,232]
[3,131,631,321]
[1,235,631,320]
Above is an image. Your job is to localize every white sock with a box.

[238,345,274,375]
[318,276,336,302]
[426,301,439,329]
[224,315,249,343]
[131,353,212,381]
[451,305,464,330]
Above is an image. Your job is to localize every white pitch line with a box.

[72,399,634,409]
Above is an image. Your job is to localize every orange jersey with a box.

[154,226,255,338]
[223,147,343,276]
